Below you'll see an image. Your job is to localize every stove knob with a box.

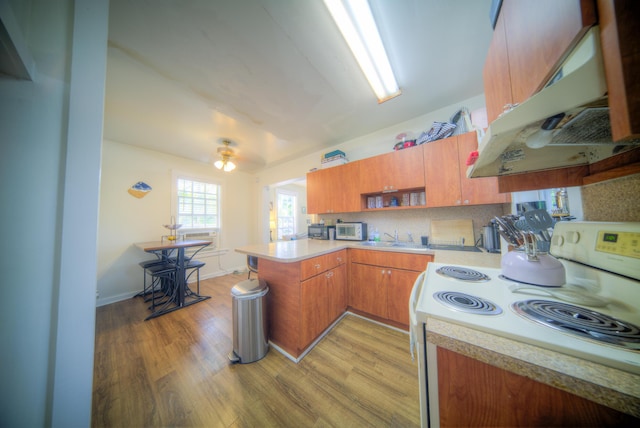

[552,234,564,246]
[567,231,580,244]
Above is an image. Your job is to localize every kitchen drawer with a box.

[349,249,432,271]
[300,249,347,280]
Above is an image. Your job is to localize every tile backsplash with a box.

[581,173,640,222]
[321,203,510,246]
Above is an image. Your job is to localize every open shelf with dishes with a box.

[361,187,426,211]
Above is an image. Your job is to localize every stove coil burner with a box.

[436,266,490,282]
[512,299,640,350]
[433,291,503,315]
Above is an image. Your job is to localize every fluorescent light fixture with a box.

[324,0,400,103]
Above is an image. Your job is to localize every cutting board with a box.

[430,219,475,246]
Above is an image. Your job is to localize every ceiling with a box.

[104,0,494,173]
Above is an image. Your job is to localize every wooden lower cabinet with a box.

[349,250,432,328]
[349,263,388,318]
[300,264,346,349]
[387,268,421,325]
[260,252,347,358]
[436,347,638,427]
[259,248,430,357]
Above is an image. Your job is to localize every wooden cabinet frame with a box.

[259,250,347,358]
[483,0,640,191]
[349,249,432,328]
[424,132,510,207]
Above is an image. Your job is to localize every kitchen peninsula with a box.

[235,239,501,361]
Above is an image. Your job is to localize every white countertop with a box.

[235,239,351,262]
[235,238,502,266]
[431,248,501,268]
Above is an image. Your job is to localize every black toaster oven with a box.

[308,224,335,240]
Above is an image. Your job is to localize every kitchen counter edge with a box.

[235,239,501,265]
[235,239,435,263]
[424,316,640,418]
[235,240,352,262]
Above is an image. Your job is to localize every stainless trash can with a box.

[228,278,269,363]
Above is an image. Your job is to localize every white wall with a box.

[97,141,256,305]
[0,1,107,427]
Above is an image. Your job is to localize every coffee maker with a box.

[482,220,501,253]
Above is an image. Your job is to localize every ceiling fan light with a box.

[214,140,237,172]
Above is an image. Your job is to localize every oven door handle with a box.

[409,271,426,361]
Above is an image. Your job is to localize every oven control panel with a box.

[595,230,640,258]
[551,221,640,280]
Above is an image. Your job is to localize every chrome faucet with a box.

[384,230,399,242]
[407,232,414,243]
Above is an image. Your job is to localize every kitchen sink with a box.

[358,241,426,249]
[427,244,483,252]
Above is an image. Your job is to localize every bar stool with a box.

[136,258,166,298]
[146,262,178,313]
[185,259,206,295]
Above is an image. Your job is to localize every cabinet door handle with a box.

[336,257,342,263]
[315,263,321,270]
[326,271,333,279]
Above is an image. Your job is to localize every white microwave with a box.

[335,222,367,241]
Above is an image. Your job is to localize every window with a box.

[176,177,220,231]
[276,190,297,240]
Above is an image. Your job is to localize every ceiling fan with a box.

[214,140,236,172]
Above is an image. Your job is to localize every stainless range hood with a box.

[468,26,640,179]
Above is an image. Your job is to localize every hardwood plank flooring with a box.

[92,273,420,427]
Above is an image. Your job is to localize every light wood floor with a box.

[92,272,420,427]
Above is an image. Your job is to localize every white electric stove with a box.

[410,221,640,427]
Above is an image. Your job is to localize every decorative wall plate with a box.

[128,181,152,198]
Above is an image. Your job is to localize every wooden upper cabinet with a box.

[457,133,511,205]
[393,146,426,190]
[424,133,510,207]
[307,161,360,214]
[597,0,640,141]
[484,0,597,123]
[483,8,512,124]
[483,0,640,191]
[503,0,596,103]
[423,136,462,207]
[359,145,425,194]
